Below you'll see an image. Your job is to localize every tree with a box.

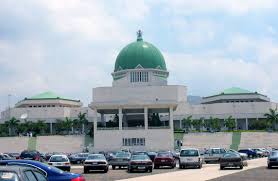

[55,119,66,134]
[182,116,192,131]
[224,116,236,131]
[191,119,203,131]
[64,117,73,134]
[0,124,8,137]
[211,117,221,131]
[78,112,88,133]
[264,108,278,130]
[34,120,47,135]
[5,117,20,136]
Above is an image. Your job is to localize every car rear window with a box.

[87,155,105,160]
[157,152,171,157]
[0,171,19,181]
[49,156,68,162]
[131,155,149,160]
[116,152,130,158]
[223,153,240,158]
[271,151,278,156]
[20,152,36,157]
[180,150,199,157]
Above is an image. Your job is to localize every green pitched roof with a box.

[114,34,166,72]
[26,91,79,102]
[220,87,253,94]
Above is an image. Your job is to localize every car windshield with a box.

[87,155,105,160]
[115,152,130,158]
[270,151,278,157]
[223,153,240,158]
[0,171,19,181]
[131,155,149,160]
[49,156,68,162]
[78,154,89,158]
[180,150,199,157]
[157,152,171,157]
[20,152,36,157]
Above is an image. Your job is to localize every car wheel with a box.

[112,165,115,170]
[149,168,152,172]
[268,164,272,169]
[239,165,243,169]
[119,166,121,169]
[128,168,133,173]
[199,164,202,169]
[104,168,108,173]
[154,165,158,169]
[84,168,88,174]
[220,166,224,170]
[179,164,183,169]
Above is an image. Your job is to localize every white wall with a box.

[94,129,174,152]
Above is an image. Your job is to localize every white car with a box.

[179,148,203,169]
[48,154,71,171]
[84,154,109,173]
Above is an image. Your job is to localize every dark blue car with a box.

[0,160,85,181]
[238,149,257,158]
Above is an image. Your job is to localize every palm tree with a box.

[211,117,221,132]
[64,117,73,135]
[34,120,47,135]
[264,108,278,130]
[182,115,192,131]
[191,119,203,132]
[5,117,20,136]
[224,116,236,131]
[78,112,88,134]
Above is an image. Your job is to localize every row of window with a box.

[122,138,145,146]
[27,105,66,108]
[130,72,149,82]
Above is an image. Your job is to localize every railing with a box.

[97,127,119,130]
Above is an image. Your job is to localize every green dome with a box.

[114,33,166,72]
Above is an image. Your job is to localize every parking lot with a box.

[69,157,268,181]
[72,166,179,181]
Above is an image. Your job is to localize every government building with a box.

[1,31,277,151]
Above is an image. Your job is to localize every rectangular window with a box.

[123,138,145,146]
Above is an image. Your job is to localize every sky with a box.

[1,0,278,111]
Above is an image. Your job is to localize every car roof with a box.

[50,154,68,157]
[0,165,38,172]
[181,148,199,150]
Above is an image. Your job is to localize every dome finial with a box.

[137,30,143,41]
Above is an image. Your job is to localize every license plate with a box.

[55,163,62,166]
[92,163,97,165]
[138,166,145,169]
[228,163,233,166]
[187,158,192,161]
[161,160,165,162]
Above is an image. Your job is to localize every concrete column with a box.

[169,106,174,130]
[245,118,249,130]
[235,118,238,130]
[180,120,182,129]
[50,122,53,134]
[144,107,148,130]
[93,109,97,133]
[119,108,123,130]
[101,113,105,127]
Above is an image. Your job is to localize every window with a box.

[24,171,37,181]
[122,138,145,146]
[33,171,47,181]
[130,72,148,83]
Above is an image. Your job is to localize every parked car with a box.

[0,154,13,160]
[204,148,226,163]
[19,150,42,162]
[220,152,244,170]
[132,151,149,156]
[69,153,89,164]
[267,150,278,168]
[48,155,71,172]
[154,152,176,169]
[128,154,153,173]
[105,152,117,162]
[179,148,203,169]
[227,149,248,166]
[4,153,20,159]
[238,149,257,158]
[83,154,109,173]
[252,149,264,157]
[0,165,47,181]
[147,152,157,162]
[110,152,131,169]
[0,160,86,181]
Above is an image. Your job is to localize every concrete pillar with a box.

[144,107,148,130]
[82,124,85,134]
[50,122,53,134]
[93,109,97,133]
[245,118,249,130]
[119,108,123,130]
[169,106,174,130]
[235,118,238,130]
[180,120,182,129]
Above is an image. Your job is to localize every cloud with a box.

[162,0,278,15]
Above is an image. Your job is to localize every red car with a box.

[154,152,176,169]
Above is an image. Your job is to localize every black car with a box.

[128,154,153,173]
[267,151,278,168]
[69,153,89,164]
[0,165,47,181]
[220,152,243,170]
[19,150,42,162]
[147,152,157,162]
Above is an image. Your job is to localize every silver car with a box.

[204,148,226,163]
[110,152,131,169]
